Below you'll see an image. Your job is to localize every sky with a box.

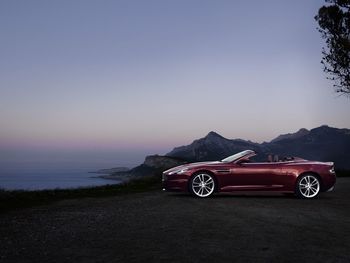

[1,0,349,168]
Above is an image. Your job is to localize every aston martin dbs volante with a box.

[162,150,336,199]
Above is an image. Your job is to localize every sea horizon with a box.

[0,160,139,191]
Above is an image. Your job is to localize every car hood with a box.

[164,161,221,173]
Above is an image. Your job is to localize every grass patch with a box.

[0,175,161,213]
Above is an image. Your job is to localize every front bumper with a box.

[162,172,188,192]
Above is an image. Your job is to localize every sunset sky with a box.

[1,0,349,167]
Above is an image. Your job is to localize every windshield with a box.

[221,150,255,163]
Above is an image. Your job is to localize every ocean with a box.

[0,149,153,190]
[0,167,123,190]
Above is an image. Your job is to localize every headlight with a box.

[177,168,189,174]
[169,168,189,175]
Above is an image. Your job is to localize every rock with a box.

[143,155,186,169]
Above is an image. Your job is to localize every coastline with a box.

[92,172,133,183]
[89,166,136,183]
[88,167,131,175]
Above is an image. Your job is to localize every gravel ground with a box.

[1,178,350,263]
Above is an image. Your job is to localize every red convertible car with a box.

[162,150,336,199]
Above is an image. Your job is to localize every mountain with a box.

[270,128,310,143]
[105,155,187,180]
[166,125,350,169]
[264,125,350,169]
[167,131,264,162]
[101,125,350,182]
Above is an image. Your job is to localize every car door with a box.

[221,162,284,191]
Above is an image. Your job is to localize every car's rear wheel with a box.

[295,174,320,199]
[190,173,215,198]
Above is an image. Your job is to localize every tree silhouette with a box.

[315,0,350,95]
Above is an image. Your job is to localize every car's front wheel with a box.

[190,173,215,198]
[295,174,321,199]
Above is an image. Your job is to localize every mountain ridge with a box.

[103,125,350,181]
[166,125,350,169]
[270,128,310,143]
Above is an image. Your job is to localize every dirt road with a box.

[1,178,350,262]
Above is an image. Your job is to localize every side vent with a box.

[215,170,230,174]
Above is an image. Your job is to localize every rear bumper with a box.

[326,185,335,192]
[322,171,336,192]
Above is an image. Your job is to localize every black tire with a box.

[189,173,215,198]
[295,174,321,199]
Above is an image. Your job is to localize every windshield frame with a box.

[221,150,256,163]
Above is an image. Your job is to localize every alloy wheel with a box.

[191,173,215,197]
[298,175,320,198]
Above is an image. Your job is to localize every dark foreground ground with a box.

[1,179,350,263]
